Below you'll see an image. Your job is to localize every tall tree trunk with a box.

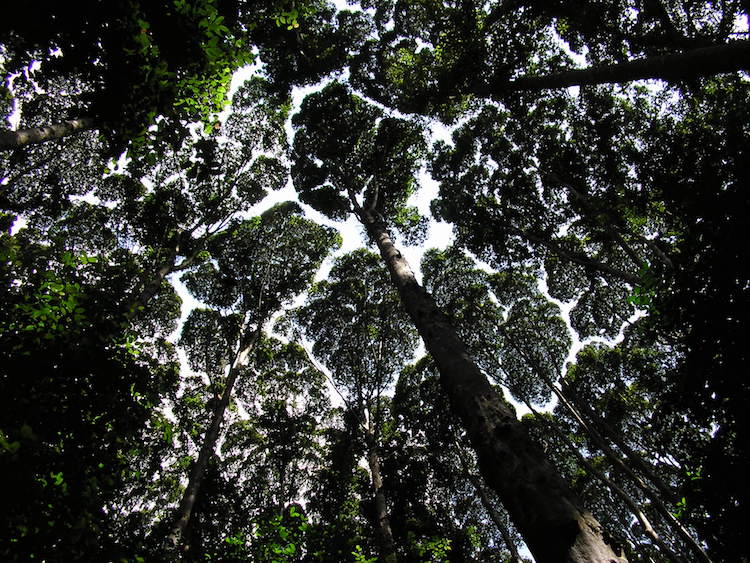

[506,335,678,504]
[167,329,261,551]
[482,40,750,93]
[360,211,625,563]
[365,418,397,562]
[0,117,97,150]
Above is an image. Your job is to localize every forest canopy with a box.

[1,1,749,561]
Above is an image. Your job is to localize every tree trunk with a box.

[0,117,97,150]
[133,252,178,314]
[485,40,750,92]
[361,212,625,563]
[167,329,261,551]
[130,239,201,317]
[454,440,523,563]
[505,336,711,562]
[365,420,397,562]
[469,474,523,563]
[506,335,678,504]
[523,399,684,563]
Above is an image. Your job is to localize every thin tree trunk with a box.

[506,335,678,504]
[167,329,261,551]
[365,418,397,562]
[454,439,523,563]
[483,40,750,92]
[522,399,684,563]
[555,177,674,271]
[579,399,678,502]
[471,477,523,563]
[130,240,202,316]
[360,211,625,563]
[0,117,97,150]
[505,337,711,562]
[134,251,178,314]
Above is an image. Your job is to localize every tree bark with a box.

[365,419,397,562]
[485,40,750,93]
[167,329,261,551]
[0,118,97,150]
[361,211,625,563]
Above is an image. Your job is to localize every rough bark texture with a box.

[491,40,750,92]
[362,213,625,563]
[167,330,260,551]
[0,117,96,150]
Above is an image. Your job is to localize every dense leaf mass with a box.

[2,0,749,561]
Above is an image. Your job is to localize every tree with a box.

[3,1,750,560]
[420,245,709,561]
[429,68,750,557]
[392,356,528,562]
[166,202,339,552]
[291,82,624,562]
[0,214,181,561]
[155,336,331,562]
[0,0,256,152]
[289,249,419,562]
[107,77,291,312]
[303,409,375,562]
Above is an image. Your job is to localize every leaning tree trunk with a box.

[522,399,684,563]
[167,329,261,551]
[360,211,625,563]
[132,248,180,315]
[0,117,96,150]
[506,329,711,562]
[454,439,523,563]
[506,334,679,504]
[483,40,750,93]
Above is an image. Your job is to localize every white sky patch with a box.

[428,119,455,146]
[735,13,750,33]
[228,54,262,100]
